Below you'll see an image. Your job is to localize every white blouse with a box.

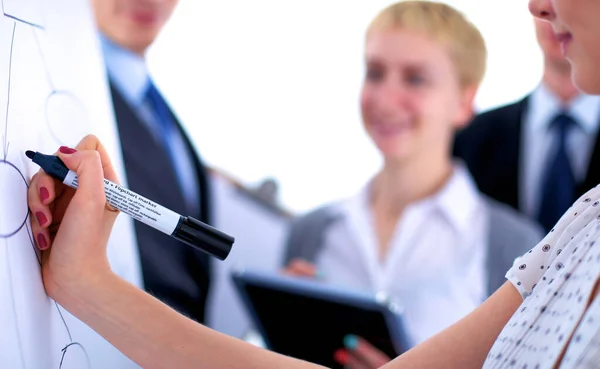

[315,164,488,346]
[483,186,600,368]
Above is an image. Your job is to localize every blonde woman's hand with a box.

[334,335,391,369]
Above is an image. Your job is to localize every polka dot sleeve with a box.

[505,239,553,299]
[505,190,600,299]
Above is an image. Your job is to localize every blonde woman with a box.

[282,2,541,362]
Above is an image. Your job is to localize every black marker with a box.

[26,150,234,261]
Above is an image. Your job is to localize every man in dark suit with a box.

[91,0,212,323]
[454,18,600,232]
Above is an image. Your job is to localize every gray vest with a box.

[282,196,544,296]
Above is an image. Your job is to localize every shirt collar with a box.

[428,162,482,232]
[529,83,600,134]
[340,161,482,234]
[99,33,150,108]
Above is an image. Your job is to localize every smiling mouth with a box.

[371,122,413,136]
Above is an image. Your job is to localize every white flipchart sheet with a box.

[0,0,143,368]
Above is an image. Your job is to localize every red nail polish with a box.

[40,187,49,202]
[334,349,349,365]
[59,146,76,154]
[37,233,48,250]
[35,211,48,226]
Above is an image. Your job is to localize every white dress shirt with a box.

[99,34,200,212]
[315,163,489,346]
[521,84,600,218]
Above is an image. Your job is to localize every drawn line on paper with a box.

[24,222,91,368]
[2,13,43,29]
[56,303,91,369]
[32,24,89,146]
[19,181,91,368]
[0,161,29,238]
[59,342,90,369]
[54,302,72,341]
[1,5,90,367]
[45,90,88,146]
[3,9,90,149]
[3,20,15,160]
[1,0,45,29]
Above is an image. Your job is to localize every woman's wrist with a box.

[46,261,114,309]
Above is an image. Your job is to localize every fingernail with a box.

[40,187,49,202]
[35,211,48,226]
[59,146,76,154]
[344,335,358,350]
[333,349,349,365]
[37,233,48,250]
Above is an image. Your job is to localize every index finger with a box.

[71,134,119,184]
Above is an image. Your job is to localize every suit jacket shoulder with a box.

[281,204,342,266]
[453,97,530,210]
[454,97,528,160]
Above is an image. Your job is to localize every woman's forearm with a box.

[52,271,326,369]
[49,271,520,369]
[382,282,522,369]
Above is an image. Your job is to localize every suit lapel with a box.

[109,82,187,214]
[152,89,212,224]
[496,97,529,210]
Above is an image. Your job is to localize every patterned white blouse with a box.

[483,186,600,368]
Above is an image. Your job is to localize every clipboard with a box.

[231,268,411,368]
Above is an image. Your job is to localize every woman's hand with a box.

[335,335,391,369]
[28,134,120,299]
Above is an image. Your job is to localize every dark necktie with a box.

[537,112,577,232]
[144,81,176,158]
[144,80,200,214]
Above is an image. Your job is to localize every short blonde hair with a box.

[366,1,487,89]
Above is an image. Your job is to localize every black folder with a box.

[231,268,410,368]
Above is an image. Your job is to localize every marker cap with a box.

[173,217,234,261]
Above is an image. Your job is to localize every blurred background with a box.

[146,0,543,214]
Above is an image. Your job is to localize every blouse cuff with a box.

[505,270,530,300]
